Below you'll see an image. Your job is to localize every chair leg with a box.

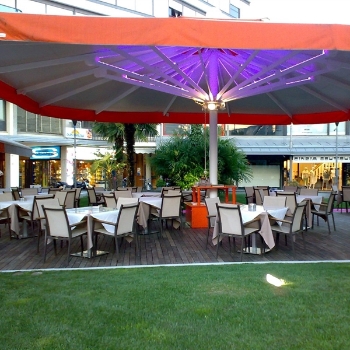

[301,232,305,249]
[291,235,295,257]
[115,236,120,263]
[43,237,48,262]
[206,228,210,249]
[67,239,71,265]
[331,213,336,231]
[216,235,220,258]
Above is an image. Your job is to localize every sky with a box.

[245,0,350,24]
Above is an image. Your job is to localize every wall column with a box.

[5,153,19,188]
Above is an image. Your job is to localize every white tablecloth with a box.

[66,207,120,251]
[0,199,33,236]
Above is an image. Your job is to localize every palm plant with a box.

[93,122,158,186]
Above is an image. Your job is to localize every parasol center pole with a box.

[209,109,218,198]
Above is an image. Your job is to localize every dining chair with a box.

[74,187,82,208]
[276,191,297,216]
[87,187,105,206]
[113,190,132,199]
[35,197,61,252]
[215,203,261,261]
[311,192,336,234]
[253,186,269,205]
[299,188,319,196]
[54,190,68,207]
[283,185,298,192]
[116,197,139,209]
[244,187,254,204]
[42,206,87,264]
[21,188,39,196]
[116,187,129,191]
[63,190,76,209]
[161,187,174,196]
[0,192,15,201]
[92,203,139,262]
[126,187,137,193]
[18,195,55,239]
[263,196,286,209]
[0,206,11,239]
[151,194,183,237]
[204,197,220,249]
[48,187,62,194]
[103,193,118,208]
[270,201,307,256]
[12,188,21,200]
[340,186,350,212]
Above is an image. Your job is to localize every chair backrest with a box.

[283,186,298,192]
[342,186,350,201]
[64,190,76,209]
[113,190,132,199]
[43,206,71,238]
[115,203,139,236]
[205,197,220,227]
[74,187,82,200]
[54,190,68,206]
[167,189,181,195]
[331,185,338,193]
[126,187,137,193]
[263,196,286,209]
[253,187,269,205]
[244,187,254,204]
[116,187,129,191]
[48,187,62,194]
[116,197,139,209]
[35,197,60,221]
[21,188,38,196]
[160,194,182,218]
[299,188,319,196]
[216,204,243,236]
[12,188,21,200]
[326,192,336,213]
[136,186,142,192]
[161,187,174,196]
[103,193,118,208]
[0,192,14,201]
[276,191,296,215]
[290,201,307,233]
[87,188,98,203]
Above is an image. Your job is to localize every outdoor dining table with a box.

[0,198,34,238]
[212,204,288,254]
[296,195,323,221]
[66,206,120,258]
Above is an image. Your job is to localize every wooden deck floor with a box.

[1,210,350,271]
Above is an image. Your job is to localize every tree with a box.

[150,125,252,189]
[93,122,158,186]
[92,123,124,163]
[90,151,125,190]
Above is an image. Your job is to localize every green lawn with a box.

[1,263,350,349]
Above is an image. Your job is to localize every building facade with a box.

[1,0,349,190]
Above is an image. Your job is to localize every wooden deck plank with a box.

[1,211,350,270]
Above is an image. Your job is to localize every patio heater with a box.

[72,120,77,188]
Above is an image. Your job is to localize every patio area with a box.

[0,209,349,271]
